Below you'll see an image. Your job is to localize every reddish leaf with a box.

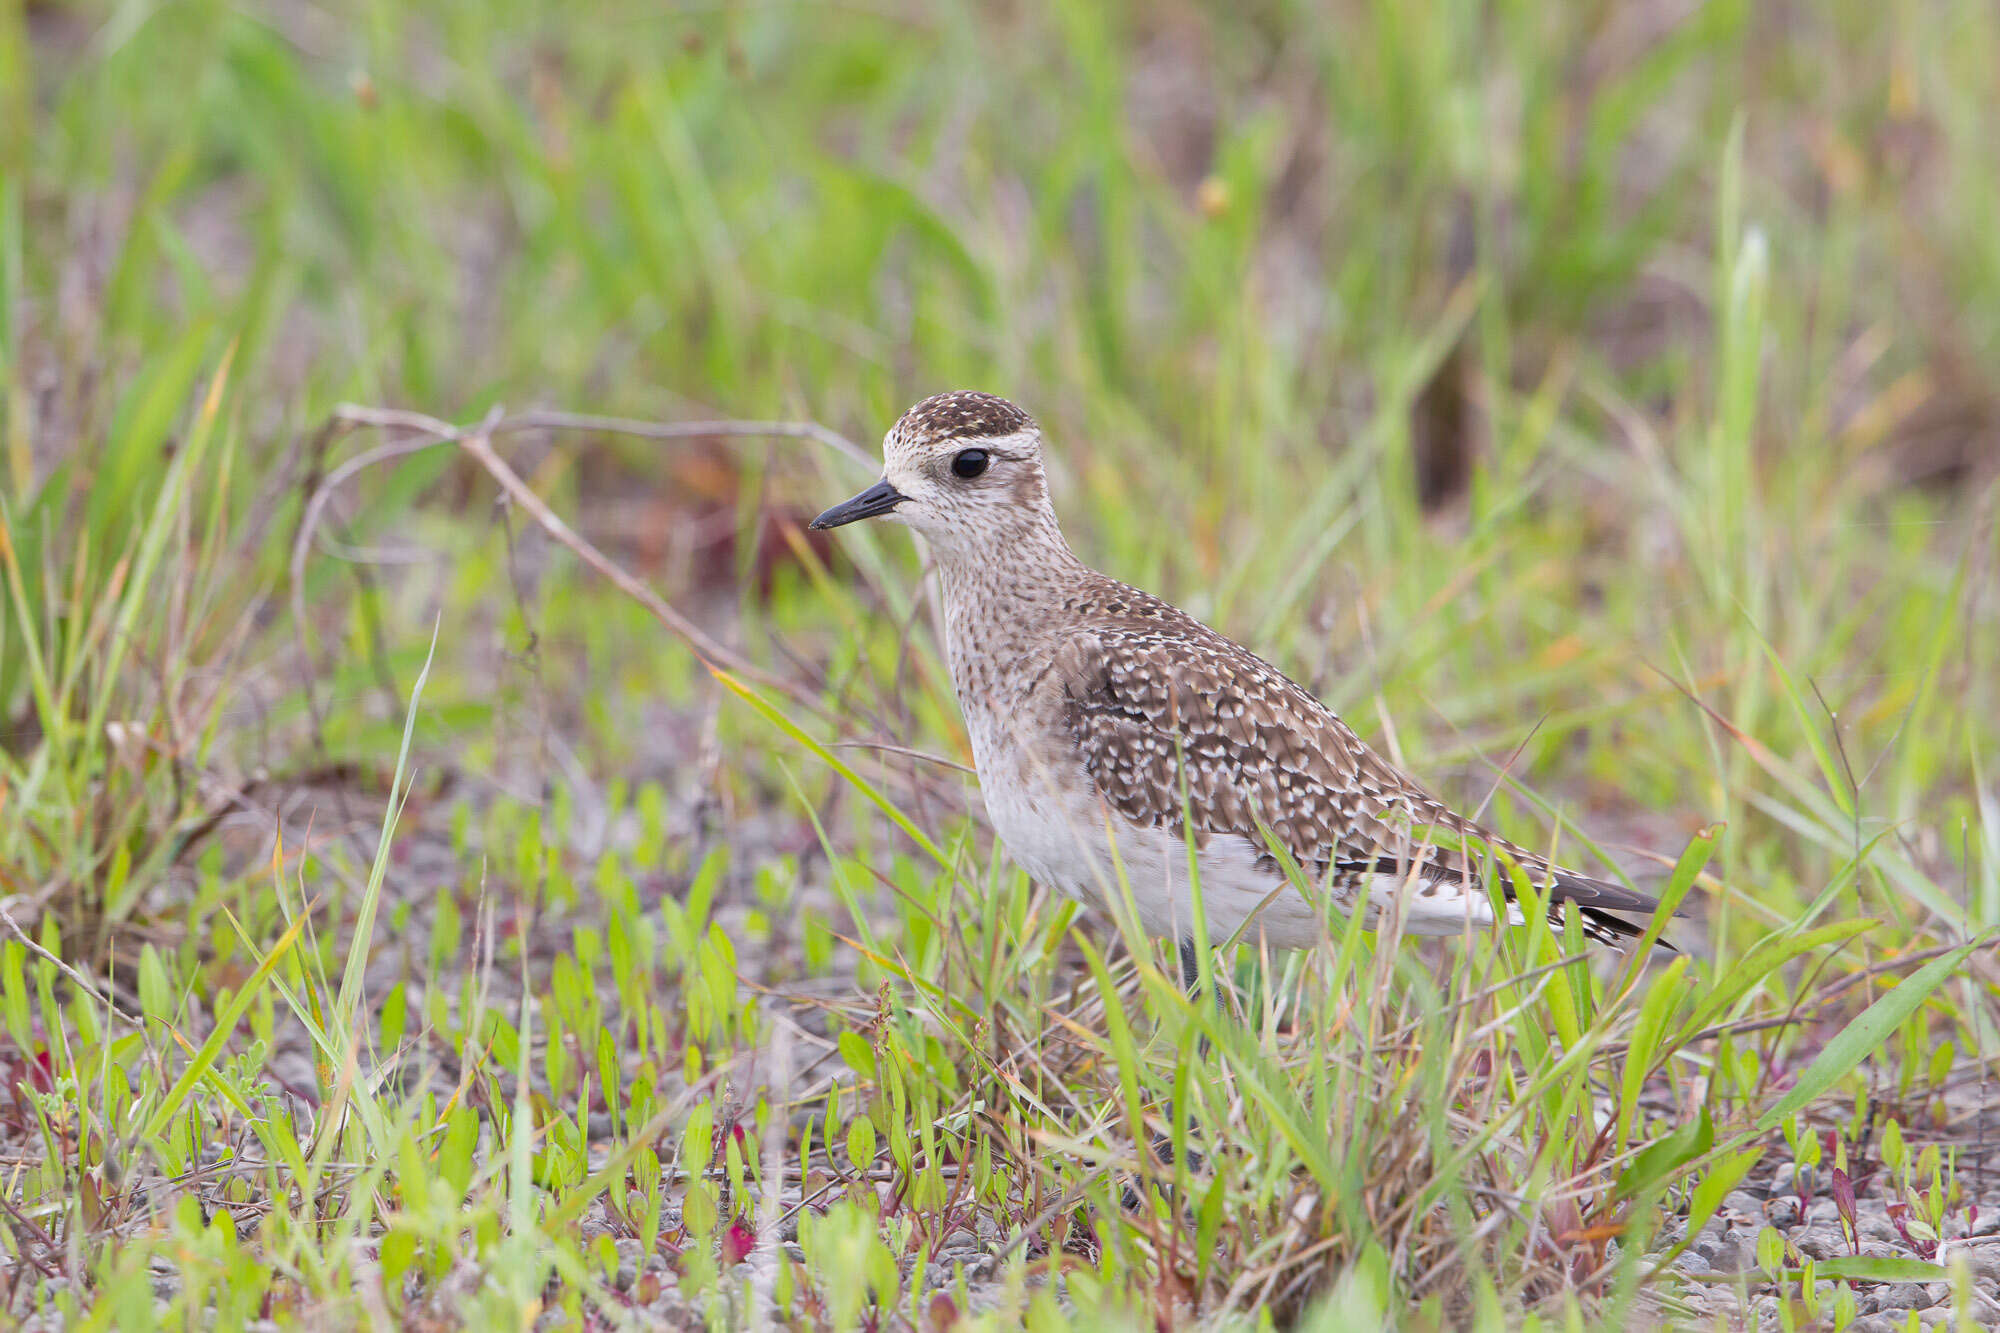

[1831,1167,1858,1254]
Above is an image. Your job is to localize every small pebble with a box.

[1765,1197,1801,1229]
[1967,1243,2000,1281]
[1722,1189,1763,1218]
[1772,1163,1818,1196]
[1703,1235,1752,1273]
[1867,1282,1935,1314]
[613,1238,645,1291]
[1860,1215,1901,1244]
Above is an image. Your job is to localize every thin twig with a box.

[293,404,855,720]
[490,409,877,474]
[0,897,143,1028]
[447,414,823,710]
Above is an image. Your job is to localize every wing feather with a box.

[1049,600,1664,944]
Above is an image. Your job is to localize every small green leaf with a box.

[379,1227,418,1301]
[1616,1104,1714,1201]
[438,1106,479,1197]
[682,1103,714,1170]
[837,1029,876,1082]
[681,1181,718,1237]
[846,1114,876,1171]
[137,945,172,1025]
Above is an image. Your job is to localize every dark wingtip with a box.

[1578,905,1678,952]
[1550,872,1682,952]
[1550,870,1684,918]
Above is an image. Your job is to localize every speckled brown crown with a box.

[892,391,1034,445]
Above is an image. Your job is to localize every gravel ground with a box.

[1671,1151,2000,1328]
[20,730,1995,1328]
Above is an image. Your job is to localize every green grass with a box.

[3,0,1999,1327]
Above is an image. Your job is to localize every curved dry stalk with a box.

[448,416,820,710]
[289,403,859,719]
[0,896,143,1028]
[491,408,880,474]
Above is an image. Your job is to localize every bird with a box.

[811,391,1666,983]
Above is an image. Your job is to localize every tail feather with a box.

[1337,853,1676,951]
[1545,871,1674,951]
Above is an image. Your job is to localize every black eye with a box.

[951,448,989,479]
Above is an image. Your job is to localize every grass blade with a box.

[1755,934,1991,1131]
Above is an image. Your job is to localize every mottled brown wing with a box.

[1048,615,1662,943]
[1050,620,1372,867]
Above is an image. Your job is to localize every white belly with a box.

[976,749,1310,948]
[979,749,1511,949]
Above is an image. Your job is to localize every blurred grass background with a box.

[3,0,1999,1327]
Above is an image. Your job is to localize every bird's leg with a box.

[1179,937,1204,1001]
[1124,937,1211,1212]
[1129,938,1210,1206]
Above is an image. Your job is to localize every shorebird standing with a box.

[812,392,1664,976]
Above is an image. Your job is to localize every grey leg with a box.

[1126,938,1209,1209]
[1179,937,1203,998]
[1123,939,1211,1212]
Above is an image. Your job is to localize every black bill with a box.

[809,478,907,529]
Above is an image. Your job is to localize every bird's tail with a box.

[1541,867,1675,951]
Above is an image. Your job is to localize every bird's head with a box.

[810,391,1059,561]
